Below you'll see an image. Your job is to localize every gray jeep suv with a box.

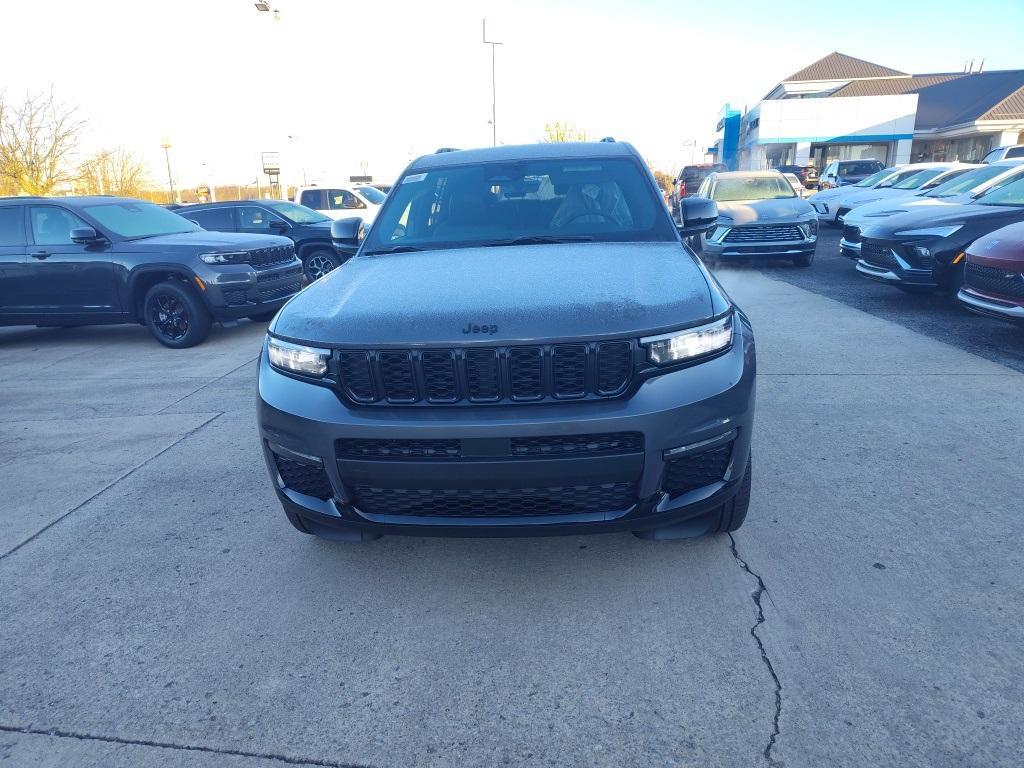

[257,142,756,541]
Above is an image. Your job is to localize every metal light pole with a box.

[160,142,177,203]
[482,19,502,147]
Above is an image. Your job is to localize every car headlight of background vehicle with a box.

[798,219,818,238]
[267,337,330,377]
[200,251,247,265]
[893,224,963,239]
[641,314,733,366]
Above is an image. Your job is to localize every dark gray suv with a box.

[257,142,756,541]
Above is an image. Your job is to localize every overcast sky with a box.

[4,0,1023,190]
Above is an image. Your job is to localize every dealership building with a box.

[713,52,1024,171]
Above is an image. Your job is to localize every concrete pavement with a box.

[1,270,1021,767]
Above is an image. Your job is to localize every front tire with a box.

[303,249,341,282]
[710,454,751,533]
[143,281,211,348]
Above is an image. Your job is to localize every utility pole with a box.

[160,142,177,203]
[483,19,503,147]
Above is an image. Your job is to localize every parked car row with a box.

[812,162,1024,325]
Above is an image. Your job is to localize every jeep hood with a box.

[129,231,292,250]
[271,242,715,345]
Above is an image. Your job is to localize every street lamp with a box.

[482,18,503,147]
[160,141,177,203]
[287,134,308,186]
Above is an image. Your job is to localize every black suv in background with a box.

[180,199,347,281]
[0,196,302,347]
[258,142,754,542]
[670,163,726,218]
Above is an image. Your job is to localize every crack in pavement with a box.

[0,724,375,767]
[0,412,223,560]
[155,356,259,414]
[728,533,783,767]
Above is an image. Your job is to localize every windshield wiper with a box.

[478,235,595,247]
[362,245,426,255]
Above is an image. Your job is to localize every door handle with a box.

[30,251,50,259]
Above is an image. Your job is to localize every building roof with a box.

[911,70,1024,129]
[831,73,964,97]
[782,52,907,82]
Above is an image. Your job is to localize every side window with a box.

[187,208,235,230]
[29,207,89,245]
[0,207,26,246]
[1006,147,1024,159]
[327,190,365,210]
[238,206,284,229]
[299,189,324,209]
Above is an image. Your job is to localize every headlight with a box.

[893,225,963,238]
[798,219,818,238]
[267,337,330,377]
[641,314,733,366]
[200,251,247,264]
[911,246,931,259]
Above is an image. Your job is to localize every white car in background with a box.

[293,183,387,224]
[808,166,906,225]
[839,161,1024,257]
[827,163,970,225]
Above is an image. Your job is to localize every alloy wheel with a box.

[306,253,338,281]
[150,293,189,341]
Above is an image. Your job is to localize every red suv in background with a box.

[957,221,1024,324]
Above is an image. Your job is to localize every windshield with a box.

[925,165,1008,197]
[82,201,200,238]
[890,168,946,190]
[264,200,330,224]
[356,186,387,205]
[854,168,897,188]
[709,175,795,201]
[976,175,1024,207]
[876,168,927,189]
[363,157,675,254]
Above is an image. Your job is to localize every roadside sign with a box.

[261,152,280,175]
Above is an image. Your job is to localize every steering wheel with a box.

[560,210,618,226]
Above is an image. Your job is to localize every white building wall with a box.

[756,94,918,146]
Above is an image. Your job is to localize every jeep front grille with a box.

[335,341,635,406]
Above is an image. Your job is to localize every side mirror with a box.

[676,197,719,237]
[330,216,366,248]
[269,219,290,231]
[70,226,102,244]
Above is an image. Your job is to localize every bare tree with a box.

[77,147,150,197]
[0,90,83,195]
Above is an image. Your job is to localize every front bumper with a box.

[703,237,816,260]
[839,237,861,259]
[257,318,756,537]
[198,258,304,319]
[957,286,1024,323]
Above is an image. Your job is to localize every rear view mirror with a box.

[330,217,366,248]
[676,197,718,237]
[70,226,101,244]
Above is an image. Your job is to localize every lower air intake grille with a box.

[273,454,333,499]
[843,224,861,243]
[510,432,643,457]
[336,438,461,460]
[662,443,732,498]
[351,483,637,518]
[965,262,1024,298]
[861,241,899,270]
